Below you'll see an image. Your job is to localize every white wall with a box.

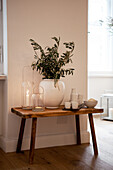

[0,0,89,152]
[0,0,3,74]
[0,0,8,141]
[0,82,3,135]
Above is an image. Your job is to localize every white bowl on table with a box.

[84,100,98,108]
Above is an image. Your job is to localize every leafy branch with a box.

[30,37,75,82]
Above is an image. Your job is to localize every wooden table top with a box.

[11,106,104,119]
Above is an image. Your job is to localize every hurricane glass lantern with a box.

[21,66,33,110]
[32,86,44,112]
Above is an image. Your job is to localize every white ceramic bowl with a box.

[84,100,98,108]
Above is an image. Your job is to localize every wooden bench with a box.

[11,106,103,164]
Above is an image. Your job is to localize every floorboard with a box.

[0,116,113,170]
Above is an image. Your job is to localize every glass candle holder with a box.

[21,66,33,110]
[32,86,44,112]
[21,81,32,109]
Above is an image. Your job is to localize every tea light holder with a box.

[71,101,78,109]
[32,86,44,112]
[65,102,71,109]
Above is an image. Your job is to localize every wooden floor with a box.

[1,116,113,170]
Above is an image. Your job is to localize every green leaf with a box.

[52,37,60,46]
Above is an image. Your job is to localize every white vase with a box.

[39,79,65,109]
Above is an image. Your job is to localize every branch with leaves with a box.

[30,37,75,83]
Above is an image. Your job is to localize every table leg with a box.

[88,113,98,155]
[100,96,102,108]
[29,118,37,164]
[16,118,26,153]
[107,98,109,117]
[75,115,81,145]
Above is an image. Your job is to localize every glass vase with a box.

[21,66,33,109]
[32,86,44,112]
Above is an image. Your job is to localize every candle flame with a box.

[26,90,29,96]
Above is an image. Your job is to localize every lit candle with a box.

[34,106,43,112]
[26,90,29,106]
[35,106,42,109]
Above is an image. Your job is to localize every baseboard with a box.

[0,135,6,152]
[0,131,90,153]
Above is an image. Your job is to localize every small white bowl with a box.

[84,100,98,108]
